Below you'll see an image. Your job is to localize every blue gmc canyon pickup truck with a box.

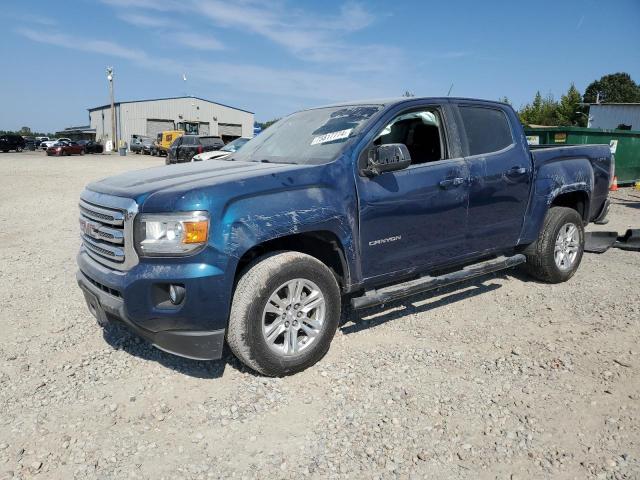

[77,97,613,376]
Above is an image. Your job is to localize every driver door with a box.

[355,104,470,280]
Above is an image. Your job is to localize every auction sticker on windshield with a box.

[310,128,353,145]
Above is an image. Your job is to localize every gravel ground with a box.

[1,151,639,480]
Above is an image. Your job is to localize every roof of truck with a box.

[308,97,510,110]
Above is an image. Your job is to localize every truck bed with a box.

[529,143,612,222]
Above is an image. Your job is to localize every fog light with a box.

[169,284,185,305]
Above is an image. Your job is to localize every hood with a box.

[195,150,231,161]
[86,159,307,203]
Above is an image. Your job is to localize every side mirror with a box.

[364,143,411,176]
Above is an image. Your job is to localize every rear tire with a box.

[523,206,584,283]
[227,251,341,376]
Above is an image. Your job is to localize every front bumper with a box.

[76,252,230,361]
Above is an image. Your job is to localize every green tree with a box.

[519,91,559,126]
[583,72,640,104]
[557,83,586,127]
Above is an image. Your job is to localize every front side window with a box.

[459,106,513,156]
[374,109,445,165]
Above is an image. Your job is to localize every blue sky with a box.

[1,0,639,132]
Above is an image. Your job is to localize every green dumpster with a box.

[524,126,640,184]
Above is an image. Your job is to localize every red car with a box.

[46,141,85,156]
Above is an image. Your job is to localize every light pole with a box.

[106,67,116,151]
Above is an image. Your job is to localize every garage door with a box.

[199,122,210,136]
[219,123,242,137]
[146,119,175,138]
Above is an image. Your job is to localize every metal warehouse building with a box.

[588,103,640,130]
[88,96,254,146]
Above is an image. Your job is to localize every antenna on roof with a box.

[447,83,454,96]
[182,73,188,97]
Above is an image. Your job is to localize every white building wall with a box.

[588,104,640,130]
[89,97,254,147]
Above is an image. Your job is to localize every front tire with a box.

[523,206,585,283]
[227,251,341,376]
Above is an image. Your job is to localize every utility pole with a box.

[106,67,117,151]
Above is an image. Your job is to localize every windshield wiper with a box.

[249,159,296,164]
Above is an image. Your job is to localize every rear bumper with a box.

[76,265,227,361]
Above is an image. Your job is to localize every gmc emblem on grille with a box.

[79,218,97,238]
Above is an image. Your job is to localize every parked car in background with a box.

[0,134,26,152]
[141,138,154,155]
[41,138,71,150]
[130,138,143,154]
[130,137,151,154]
[192,137,250,161]
[23,136,36,151]
[46,141,85,156]
[166,135,224,164]
[131,137,153,154]
[77,140,104,154]
[35,137,49,148]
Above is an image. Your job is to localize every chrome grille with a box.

[79,191,138,270]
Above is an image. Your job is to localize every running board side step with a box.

[351,254,526,310]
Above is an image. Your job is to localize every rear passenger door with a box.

[457,104,531,253]
[180,137,196,162]
[170,137,182,161]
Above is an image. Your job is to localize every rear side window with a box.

[200,137,222,146]
[459,106,513,156]
[182,136,198,145]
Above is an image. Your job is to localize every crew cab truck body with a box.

[76,97,613,376]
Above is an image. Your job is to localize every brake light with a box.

[198,145,203,154]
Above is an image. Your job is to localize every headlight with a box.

[137,211,209,255]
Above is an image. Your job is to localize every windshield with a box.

[231,105,382,165]
[221,137,249,152]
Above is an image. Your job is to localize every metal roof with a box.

[88,96,254,114]
[60,125,96,132]
[586,103,640,106]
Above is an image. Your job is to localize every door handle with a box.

[505,166,527,175]
[439,177,465,188]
